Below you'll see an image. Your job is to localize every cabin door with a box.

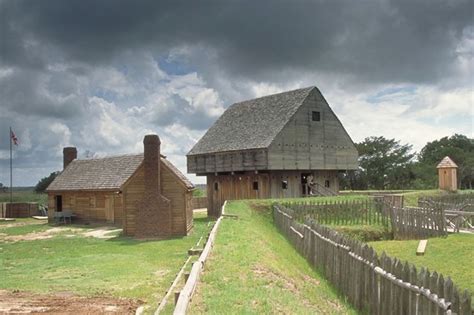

[105,196,114,223]
[55,195,63,212]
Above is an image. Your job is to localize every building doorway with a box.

[301,173,313,196]
[55,195,63,212]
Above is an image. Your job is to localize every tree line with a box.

[339,134,474,191]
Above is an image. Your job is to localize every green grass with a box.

[402,189,474,207]
[332,224,392,242]
[192,188,206,197]
[369,233,474,293]
[402,190,445,207]
[189,201,356,314]
[0,213,215,312]
[0,190,47,204]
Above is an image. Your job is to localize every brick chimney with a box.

[135,134,172,239]
[143,135,160,195]
[63,147,77,170]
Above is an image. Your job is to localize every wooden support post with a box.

[184,273,190,282]
[416,240,428,256]
[174,291,180,305]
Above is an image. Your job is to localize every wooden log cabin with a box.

[187,86,358,216]
[46,135,195,238]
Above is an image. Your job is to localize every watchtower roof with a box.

[436,156,458,169]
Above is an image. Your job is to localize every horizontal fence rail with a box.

[273,203,472,315]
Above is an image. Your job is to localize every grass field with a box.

[189,201,356,314]
[369,233,474,294]
[0,212,214,313]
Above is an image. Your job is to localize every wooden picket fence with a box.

[0,202,39,218]
[191,197,208,210]
[282,199,447,240]
[390,206,447,240]
[273,204,472,314]
[281,199,390,227]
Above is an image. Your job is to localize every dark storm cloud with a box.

[2,0,472,84]
[152,94,219,130]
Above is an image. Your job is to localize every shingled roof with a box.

[437,156,458,168]
[187,86,315,155]
[47,154,194,191]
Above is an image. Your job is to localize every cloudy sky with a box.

[0,0,473,186]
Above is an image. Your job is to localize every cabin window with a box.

[325,180,330,188]
[214,182,219,191]
[312,111,321,121]
[282,180,288,189]
[253,181,259,190]
[55,195,63,212]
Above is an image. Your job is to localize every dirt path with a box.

[0,226,122,242]
[0,290,141,314]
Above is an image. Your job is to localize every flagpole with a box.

[10,126,12,204]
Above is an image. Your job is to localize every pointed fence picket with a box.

[273,203,472,314]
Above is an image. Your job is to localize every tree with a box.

[355,136,415,190]
[0,182,7,193]
[416,134,474,189]
[35,172,60,193]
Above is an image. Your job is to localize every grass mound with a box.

[189,201,356,314]
[332,224,392,242]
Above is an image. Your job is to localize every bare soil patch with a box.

[0,290,142,314]
[0,226,122,242]
[1,227,84,242]
[248,202,270,213]
[83,227,121,239]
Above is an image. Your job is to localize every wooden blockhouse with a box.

[437,156,458,191]
[187,86,358,216]
[46,135,194,238]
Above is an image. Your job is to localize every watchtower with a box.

[436,156,458,191]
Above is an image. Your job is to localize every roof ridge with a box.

[73,153,142,161]
[231,86,315,106]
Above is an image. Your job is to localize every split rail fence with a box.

[273,204,472,314]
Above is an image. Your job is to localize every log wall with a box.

[47,191,123,225]
[206,170,339,216]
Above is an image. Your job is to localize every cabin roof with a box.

[187,86,315,155]
[436,156,458,169]
[46,154,194,191]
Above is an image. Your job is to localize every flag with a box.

[10,129,18,146]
